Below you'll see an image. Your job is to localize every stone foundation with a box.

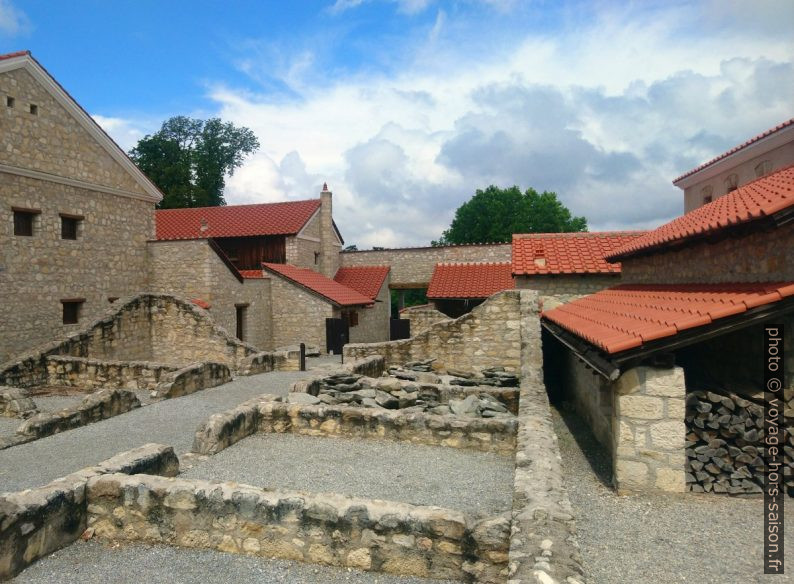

[85,473,509,583]
[0,444,179,580]
[45,356,178,391]
[0,387,37,418]
[398,305,449,335]
[343,355,386,377]
[152,362,231,400]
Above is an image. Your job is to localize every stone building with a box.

[542,160,794,494]
[675,117,794,212]
[426,261,514,317]
[0,51,163,363]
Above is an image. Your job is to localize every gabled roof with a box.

[512,231,646,276]
[334,266,390,300]
[673,118,794,184]
[263,263,374,307]
[543,282,794,354]
[0,51,163,203]
[427,262,513,299]
[155,199,321,240]
[609,165,794,261]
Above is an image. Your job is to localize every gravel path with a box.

[12,540,462,584]
[552,403,794,584]
[182,433,515,516]
[0,367,316,492]
[0,416,18,440]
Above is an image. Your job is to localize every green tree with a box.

[434,185,587,245]
[130,116,260,208]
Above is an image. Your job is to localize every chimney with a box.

[318,182,338,277]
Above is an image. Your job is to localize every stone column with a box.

[318,184,338,278]
[612,365,686,493]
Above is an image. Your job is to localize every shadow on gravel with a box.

[554,404,613,489]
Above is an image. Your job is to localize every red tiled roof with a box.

[239,269,265,279]
[334,266,390,300]
[155,199,321,240]
[673,119,794,183]
[609,166,794,260]
[543,282,794,354]
[0,50,30,61]
[511,231,646,275]
[263,263,374,307]
[427,262,514,299]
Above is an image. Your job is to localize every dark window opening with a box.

[235,304,248,341]
[60,215,81,240]
[13,208,39,236]
[702,195,712,205]
[61,299,84,325]
[6,96,14,108]
[29,103,38,115]
[343,310,359,327]
[314,251,320,265]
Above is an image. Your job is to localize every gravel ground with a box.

[0,416,18,440]
[182,433,515,515]
[0,365,322,492]
[31,394,85,412]
[11,540,462,584]
[552,403,794,584]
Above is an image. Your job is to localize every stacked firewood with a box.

[685,387,766,494]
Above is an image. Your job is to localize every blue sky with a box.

[2,0,793,246]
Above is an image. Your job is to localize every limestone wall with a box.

[0,443,178,580]
[269,274,335,352]
[515,274,620,306]
[349,275,390,344]
[153,361,231,400]
[286,212,321,270]
[559,350,614,451]
[344,291,523,374]
[86,473,508,583]
[340,243,511,288]
[0,173,154,364]
[45,356,178,391]
[620,224,794,284]
[399,305,449,335]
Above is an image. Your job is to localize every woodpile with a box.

[685,387,767,495]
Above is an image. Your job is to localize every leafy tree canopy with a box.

[433,185,587,245]
[130,116,260,209]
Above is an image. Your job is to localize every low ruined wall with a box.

[85,473,509,583]
[153,362,231,400]
[16,389,141,441]
[45,356,178,391]
[0,387,37,418]
[343,355,385,377]
[0,444,178,581]
[238,350,296,375]
[191,397,517,456]
[344,290,523,374]
[399,305,449,335]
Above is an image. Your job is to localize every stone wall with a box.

[0,294,260,387]
[0,443,178,580]
[268,273,335,352]
[620,224,794,284]
[344,291,523,374]
[153,361,231,400]
[286,211,321,270]
[515,274,620,307]
[343,355,386,378]
[349,275,390,344]
[0,387,37,418]
[45,355,178,391]
[340,243,511,288]
[15,389,141,441]
[147,240,272,350]
[612,366,686,493]
[192,396,516,456]
[558,350,614,451]
[86,473,509,583]
[398,305,449,335]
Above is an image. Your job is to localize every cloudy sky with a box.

[2,1,792,247]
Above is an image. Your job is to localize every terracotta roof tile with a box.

[263,263,373,307]
[0,50,30,61]
[239,269,265,279]
[427,262,514,299]
[334,266,390,300]
[609,166,794,260]
[511,231,646,275]
[543,282,794,354]
[673,119,794,183]
[155,199,321,240]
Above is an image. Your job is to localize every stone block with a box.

[649,420,685,450]
[618,395,664,420]
[615,459,649,489]
[654,467,686,492]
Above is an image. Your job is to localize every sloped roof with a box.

[543,282,794,354]
[263,263,373,307]
[512,232,646,275]
[155,199,321,240]
[427,262,514,299]
[609,165,794,261]
[673,119,794,184]
[0,51,163,203]
[334,266,390,300]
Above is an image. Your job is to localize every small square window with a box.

[6,96,14,108]
[29,103,38,115]
[60,215,81,240]
[314,251,320,265]
[61,299,84,325]
[13,208,39,236]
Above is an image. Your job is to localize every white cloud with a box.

[0,0,30,37]
[91,115,156,152]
